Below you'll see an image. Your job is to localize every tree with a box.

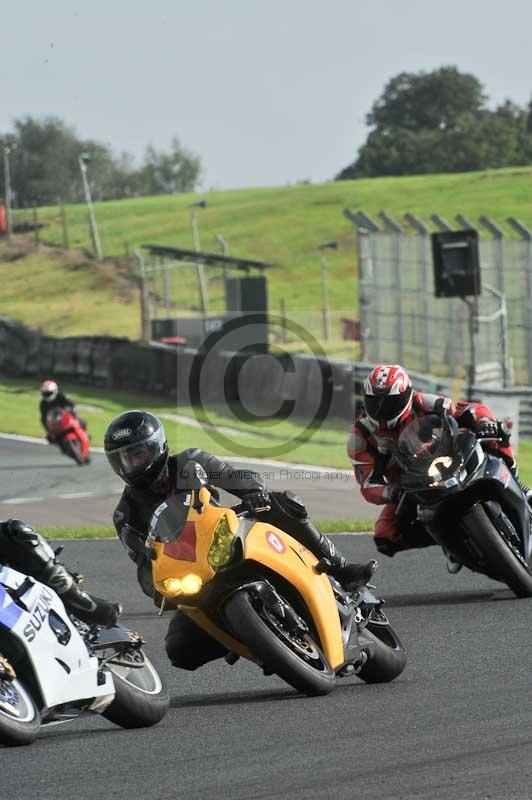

[366,67,486,134]
[138,138,202,196]
[6,116,82,205]
[336,67,532,179]
[0,116,202,205]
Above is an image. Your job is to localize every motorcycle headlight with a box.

[428,456,453,481]
[161,574,203,596]
[208,515,235,570]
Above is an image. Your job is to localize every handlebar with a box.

[231,503,271,518]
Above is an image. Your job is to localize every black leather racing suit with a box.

[112,448,353,671]
[0,520,119,626]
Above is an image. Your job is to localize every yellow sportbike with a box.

[148,471,407,697]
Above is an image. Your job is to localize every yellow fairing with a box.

[150,487,344,669]
[243,523,344,669]
[150,488,240,594]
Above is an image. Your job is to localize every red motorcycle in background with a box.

[46,408,91,465]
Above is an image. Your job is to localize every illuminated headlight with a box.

[428,456,453,481]
[208,516,235,570]
[161,574,203,596]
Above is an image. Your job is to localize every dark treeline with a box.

[0,116,202,206]
[337,66,532,179]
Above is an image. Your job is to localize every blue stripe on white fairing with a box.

[0,584,24,630]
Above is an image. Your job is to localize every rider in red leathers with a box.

[347,364,516,557]
[40,380,76,440]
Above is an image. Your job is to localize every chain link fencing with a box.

[346,211,532,387]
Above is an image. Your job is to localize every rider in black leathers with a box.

[39,380,77,437]
[105,410,376,671]
[0,519,120,627]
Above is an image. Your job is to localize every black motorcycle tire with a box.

[0,677,41,747]
[103,654,169,729]
[465,504,532,598]
[224,590,336,697]
[357,622,408,684]
[65,438,85,466]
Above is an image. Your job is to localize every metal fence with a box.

[345,210,532,386]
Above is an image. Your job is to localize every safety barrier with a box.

[0,317,528,434]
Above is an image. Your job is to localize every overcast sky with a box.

[2,1,531,189]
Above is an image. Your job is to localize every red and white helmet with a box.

[363,364,413,430]
[40,379,58,401]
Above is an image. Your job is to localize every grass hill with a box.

[3,166,532,345]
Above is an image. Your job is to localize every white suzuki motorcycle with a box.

[0,565,169,746]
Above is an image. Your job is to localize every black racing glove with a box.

[383,483,401,503]
[497,420,512,447]
[241,490,271,514]
[475,419,499,440]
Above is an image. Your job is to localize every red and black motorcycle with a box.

[46,408,91,466]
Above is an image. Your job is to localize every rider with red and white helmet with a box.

[347,364,515,556]
[39,380,77,441]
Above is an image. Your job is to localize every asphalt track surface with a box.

[3,437,532,799]
[3,537,532,800]
[0,437,377,526]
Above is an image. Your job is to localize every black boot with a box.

[42,562,121,627]
[2,519,120,627]
[314,533,378,589]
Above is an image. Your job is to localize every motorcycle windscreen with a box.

[398,414,464,484]
[148,494,191,543]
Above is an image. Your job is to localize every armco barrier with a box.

[2,317,531,436]
[53,337,79,378]
[0,317,36,374]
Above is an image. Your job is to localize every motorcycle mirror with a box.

[179,461,208,492]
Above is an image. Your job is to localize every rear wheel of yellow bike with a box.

[224,590,336,697]
[357,622,407,683]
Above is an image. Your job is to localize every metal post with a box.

[430,214,453,232]
[319,251,331,340]
[507,218,532,384]
[480,216,510,387]
[3,144,13,239]
[317,240,338,342]
[190,205,208,315]
[162,259,170,313]
[32,205,39,245]
[455,214,475,230]
[78,154,103,261]
[135,250,151,343]
[355,227,371,362]
[280,298,288,343]
[344,209,380,363]
[463,297,479,399]
[405,214,431,373]
[215,233,230,278]
[59,200,69,249]
[379,212,403,364]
